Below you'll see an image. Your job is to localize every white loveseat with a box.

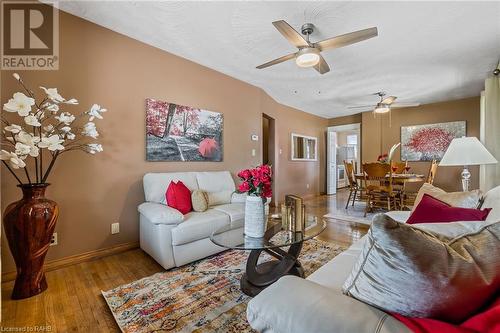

[138,171,248,270]
[247,185,500,333]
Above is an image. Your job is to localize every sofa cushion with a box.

[247,275,411,333]
[138,202,184,225]
[171,209,230,246]
[196,171,235,206]
[144,172,198,204]
[213,203,245,228]
[342,214,500,323]
[412,183,481,211]
[407,194,491,224]
[191,190,209,212]
[166,181,192,215]
[483,185,500,223]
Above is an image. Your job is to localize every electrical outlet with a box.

[251,149,256,157]
[50,232,58,246]
[306,184,310,189]
[111,223,120,235]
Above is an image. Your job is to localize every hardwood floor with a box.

[1,190,368,332]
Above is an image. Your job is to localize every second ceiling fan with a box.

[256,20,378,74]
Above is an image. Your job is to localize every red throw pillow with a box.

[407,194,491,224]
[166,181,192,215]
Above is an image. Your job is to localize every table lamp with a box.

[439,137,498,191]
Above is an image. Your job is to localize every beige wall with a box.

[331,97,480,192]
[0,10,327,273]
[328,113,362,127]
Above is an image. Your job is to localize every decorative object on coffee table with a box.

[439,136,497,191]
[1,73,107,299]
[237,165,272,238]
[210,214,326,296]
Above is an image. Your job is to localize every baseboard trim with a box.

[2,241,139,283]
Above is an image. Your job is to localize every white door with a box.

[327,131,337,194]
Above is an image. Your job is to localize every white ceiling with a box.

[54,1,500,118]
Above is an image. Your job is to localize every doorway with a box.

[327,123,361,195]
[262,114,276,205]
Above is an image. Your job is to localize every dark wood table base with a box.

[240,242,305,296]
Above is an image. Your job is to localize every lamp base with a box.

[461,167,471,192]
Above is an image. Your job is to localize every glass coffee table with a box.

[210,216,327,296]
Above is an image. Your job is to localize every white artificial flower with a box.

[45,103,59,113]
[82,122,99,139]
[43,124,54,132]
[64,98,78,105]
[54,112,75,125]
[40,86,65,103]
[3,92,35,116]
[0,150,26,169]
[24,114,41,127]
[61,126,71,133]
[38,135,64,151]
[88,104,107,121]
[4,124,22,133]
[85,143,103,154]
[16,131,40,157]
[66,132,75,140]
[13,73,20,81]
[14,142,31,156]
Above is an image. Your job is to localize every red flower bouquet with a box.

[237,164,272,198]
[377,153,389,163]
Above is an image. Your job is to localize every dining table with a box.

[354,173,425,183]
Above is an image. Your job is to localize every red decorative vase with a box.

[3,183,58,299]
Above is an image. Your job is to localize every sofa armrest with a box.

[138,202,184,225]
[247,275,410,333]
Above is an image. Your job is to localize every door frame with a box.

[327,123,361,194]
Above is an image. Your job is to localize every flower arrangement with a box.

[1,73,107,184]
[377,143,401,164]
[237,164,272,198]
[377,153,389,163]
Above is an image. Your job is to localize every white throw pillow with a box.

[412,183,481,211]
[483,185,500,223]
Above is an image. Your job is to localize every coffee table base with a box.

[240,242,304,297]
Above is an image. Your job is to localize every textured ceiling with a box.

[54,1,500,118]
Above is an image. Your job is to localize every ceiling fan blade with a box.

[272,20,309,48]
[314,27,378,52]
[391,103,421,108]
[381,96,397,104]
[256,53,296,69]
[347,105,374,109]
[313,54,330,74]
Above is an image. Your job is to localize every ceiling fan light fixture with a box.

[373,103,390,113]
[295,48,320,68]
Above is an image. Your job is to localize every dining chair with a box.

[362,162,399,216]
[344,160,364,209]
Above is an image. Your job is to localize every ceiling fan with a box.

[256,20,378,74]
[348,92,420,114]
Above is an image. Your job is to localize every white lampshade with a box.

[439,137,498,166]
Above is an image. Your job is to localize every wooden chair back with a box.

[363,162,393,192]
[427,160,438,184]
[344,160,357,188]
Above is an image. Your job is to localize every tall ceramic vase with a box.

[244,195,266,238]
[3,183,58,299]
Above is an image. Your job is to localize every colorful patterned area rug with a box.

[102,238,346,333]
